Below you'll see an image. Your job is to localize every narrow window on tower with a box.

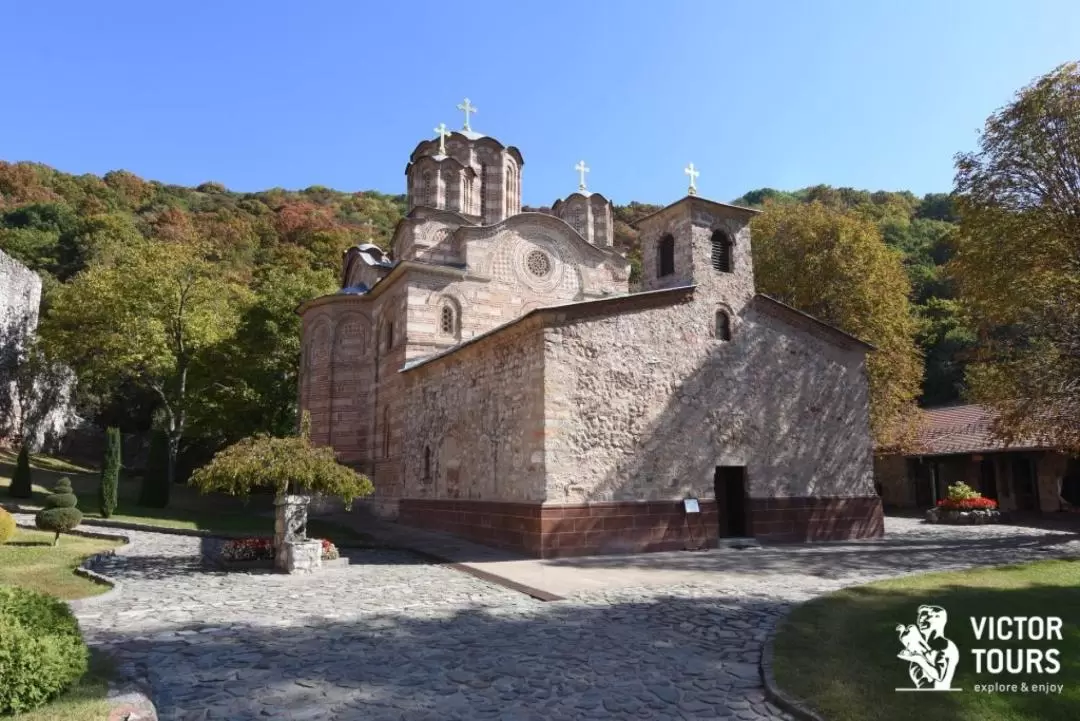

[711,230,733,273]
[657,234,675,278]
[382,406,391,458]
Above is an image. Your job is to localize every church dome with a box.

[404,100,524,224]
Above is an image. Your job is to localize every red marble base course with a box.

[748,496,884,542]
[398,496,883,558]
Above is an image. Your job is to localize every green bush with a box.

[7,444,33,499]
[0,507,15,544]
[190,412,374,507]
[946,481,981,502]
[138,429,171,508]
[0,585,89,715]
[34,478,83,545]
[99,427,120,518]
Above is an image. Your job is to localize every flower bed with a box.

[935,496,998,511]
[924,482,1002,524]
[219,537,339,563]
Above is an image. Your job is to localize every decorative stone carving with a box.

[274,494,310,572]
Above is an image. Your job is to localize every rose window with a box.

[526,250,552,277]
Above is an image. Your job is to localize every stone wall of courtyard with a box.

[0,249,43,445]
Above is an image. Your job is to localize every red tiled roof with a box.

[915,404,1046,456]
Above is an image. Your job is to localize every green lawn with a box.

[0,527,121,599]
[773,559,1080,721]
[2,527,123,720]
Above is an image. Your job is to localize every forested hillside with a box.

[0,160,968,465]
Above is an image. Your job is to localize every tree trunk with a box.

[53,531,60,546]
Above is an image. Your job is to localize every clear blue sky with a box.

[2,1,1077,207]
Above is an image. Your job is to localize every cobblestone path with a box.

[17,515,1080,721]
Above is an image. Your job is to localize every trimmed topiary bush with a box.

[99,426,120,518]
[0,507,15,544]
[7,444,33,499]
[0,585,89,715]
[34,478,83,545]
[138,429,171,508]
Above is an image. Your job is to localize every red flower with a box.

[937,497,998,510]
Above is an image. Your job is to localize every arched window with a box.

[657,234,675,278]
[421,171,434,207]
[711,230,733,273]
[423,446,431,481]
[480,164,489,219]
[439,304,457,337]
[715,310,732,341]
[382,406,391,458]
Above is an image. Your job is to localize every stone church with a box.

[298,103,882,557]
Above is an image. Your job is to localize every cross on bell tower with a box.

[684,163,700,196]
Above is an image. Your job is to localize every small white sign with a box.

[683,498,700,514]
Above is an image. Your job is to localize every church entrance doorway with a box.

[714,466,749,538]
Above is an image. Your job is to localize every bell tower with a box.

[633,165,759,311]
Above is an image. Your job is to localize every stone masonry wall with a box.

[542,291,877,505]
[400,316,547,503]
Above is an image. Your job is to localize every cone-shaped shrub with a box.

[98,427,120,518]
[7,444,33,499]
[35,478,83,545]
[138,430,170,508]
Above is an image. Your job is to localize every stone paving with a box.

[15,514,1080,721]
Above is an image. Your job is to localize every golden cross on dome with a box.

[684,162,700,196]
[575,160,590,192]
[434,122,450,156]
[457,98,477,132]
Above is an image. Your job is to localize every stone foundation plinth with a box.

[400,499,718,558]
[399,496,883,557]
[280,539,322,573]
[748,496,884,542]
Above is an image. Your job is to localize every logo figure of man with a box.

[896,605,960,690]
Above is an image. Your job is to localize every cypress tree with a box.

[138,430,171,508]
[7,444,33,499]
[98,427,121,518]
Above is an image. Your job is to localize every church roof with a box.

[907,404,1049,457]
[630,195,760,228]
[754,294,874,351]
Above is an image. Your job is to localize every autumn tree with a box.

[752,201,924,448]
[951,62,1080,450]
[41,239,251,484]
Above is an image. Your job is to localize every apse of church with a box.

[298,99,882,557]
